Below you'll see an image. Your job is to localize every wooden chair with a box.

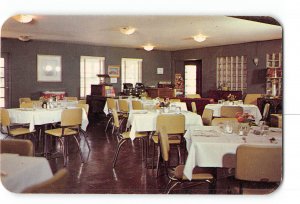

[235,145,282,194]
[244,94,261,105]
[220,106,243,118]
[202,109,213,126]
[186,94,201,98]
[151,114,185,177]
[1,108,36,140]
[158,126,215,194]
[22,168,68,193]
[45,108,84,166]
[132,100,143,110]
[0,139,33,156]
[111,109,148,168]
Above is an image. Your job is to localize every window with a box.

[184,65,197,95]
[216,56,247,92]
[121,58,142,91]
[0,57,5,107]
[80,56,105,98]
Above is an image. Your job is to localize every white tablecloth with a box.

[205,104,262,124]
[7,107,89,131]
[183,125,282,180]
[1,153,53,193]
[127,110,203,140]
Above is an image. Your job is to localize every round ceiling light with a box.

[120,26,136,35]
[13,15,33,23]
[18,35,31,42]
[193,34,206,43]
[143,45,154,51]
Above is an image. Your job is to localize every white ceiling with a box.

[1,15,282,51]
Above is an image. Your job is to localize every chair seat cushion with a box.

[45,128,77,137]
[10,128,35,136]
[174,165,214,180]
[121,131,148,139]
[152,135,181,144]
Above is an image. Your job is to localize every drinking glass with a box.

[225,121,233,134]
[261,125,270,136]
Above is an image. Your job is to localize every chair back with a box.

[262,103,270,121]
[158,126,170,162]
[118,99,129,113]
[19,97,31,105]
[0,139,34,156]
[236,145,282,182]
[61,108,82,127]
[65,97,78,101]
[107,98,117,110]
[202,109,213,126]
[132,100,143,110]
[20,102,34,108]
[156,114,185,135]
[78,99,86,104]
[111,109,120,128]
[191,102,197,113]
[169,98,181,103]
[1,108,11,127]
[211,118,238,126]
[76,103,89,114]
[22,168,68,193]
[220,106,243,118]
[186,94,201,98]
[244,94,261,105]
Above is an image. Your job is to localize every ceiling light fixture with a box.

[13,15,33,23]
[193,34,206,43]
[120,26,136,35]
[143,45,154,51]
[18,35,31,42]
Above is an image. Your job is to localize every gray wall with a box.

[1,39,172,107]
[171,39,282,97]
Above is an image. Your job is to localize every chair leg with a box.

[177,145,182,164]
[112,139,127,168]
[72,135,85,163]
[105,116,112,132]
[166,181,181,194]
[80,129,91,151]
[155,147,161,178]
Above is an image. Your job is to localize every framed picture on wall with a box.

[108,65,120,78]
[37,55,62,82]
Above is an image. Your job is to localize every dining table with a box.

[205,103,262,124]
[0,153,53,193]
[183,125,283,180]
[126,109,203,140]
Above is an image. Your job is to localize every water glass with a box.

[261,125,270,136]
[224,121,233,134]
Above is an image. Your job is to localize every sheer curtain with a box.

[121,58,143,91]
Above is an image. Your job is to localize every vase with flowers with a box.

[236,112,255,136]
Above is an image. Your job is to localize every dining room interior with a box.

[0,15,283,195]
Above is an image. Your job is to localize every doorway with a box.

[184,60,202,96]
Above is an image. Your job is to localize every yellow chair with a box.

[158,126,215,194]
[111,109,148,168]
[0,139,34,156]
[202,109,213,126]
[20,102,34,108]
[19,97,31,105]
[1,108,36,140]
[64,97,78,101]
[22,168,68,193]
[105,98,117,133]
[235,145,282,194]
[75,103,91,151]
[244,94,262,105]
[132,100,143,110]
[220,106,243,118]
[191,102,197,113]
[78,99,86,104]
[151,114,185,177]
[186,94,201,98]
[45,108,84,166]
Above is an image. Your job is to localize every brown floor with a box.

[1,117,279,194]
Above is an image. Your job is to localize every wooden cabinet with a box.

[91,84,115,97]
[146,88,175,98]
